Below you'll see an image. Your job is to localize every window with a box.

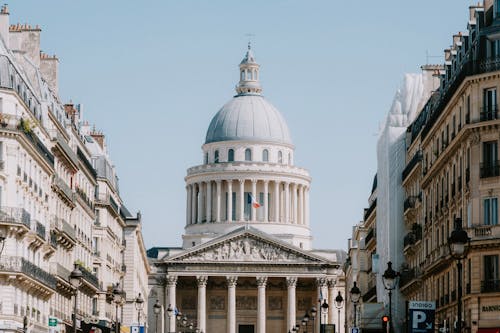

[483,197,498,225]
[496,0,500,18]
[228,149,234,162]
[204,153,208,164]
[481,141,499,178]
[484,255,499,291]
[482,88,498,120]
[240,70,244,81]
[262,149,269,162]
[214,150,219,163]
[245,148,252,161]
[278,151,283,164]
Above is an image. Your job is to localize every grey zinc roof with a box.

[205,94,293,145]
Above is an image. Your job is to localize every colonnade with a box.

[164,275,339,333]
[186,179,310,226]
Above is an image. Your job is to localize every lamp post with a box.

[448,218,470,333]
[166,304,173,333]
[112,283,126,333]
[319,300,328,333]
[382,262,400,333]
[135,293,144,327]
[335,291,344,333]
[302,311,310,333]
[153,300,161,333]
[69,264,83,333]
[310,306,317,333]
[349,282,361,329]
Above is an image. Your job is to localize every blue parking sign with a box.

[408,301,435,333]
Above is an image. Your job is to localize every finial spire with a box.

[248,41,251,50]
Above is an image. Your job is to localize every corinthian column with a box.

[251,179,258,221]
[227,276,238,333]
[191,184,197,224]
[284,182,290,223]
[197,182,203,223]
[316,277,328,327]
[206,181,212,223]
[186,185,192,225]
[286,277,298,331]
[239,179,245,221]
[216,180,222,222]
[197,276,208,333]
[274,181,280,222]
[292,183,298,224]
[263,180,269,222]
[257,276,268,333]
[227,180,233,222]
[166,276,178,333]
[328,278,336,325]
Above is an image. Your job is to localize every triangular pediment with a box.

[166,227,329,264]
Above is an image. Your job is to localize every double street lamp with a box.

[153,300,161,333]
[335,292,344,333]
[69,264,83,333]
[448,218,470,333]
[382,262,400,333]
[319,299,329,333]
[112,283,126,333]
[349,282,361,328]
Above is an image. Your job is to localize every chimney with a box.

[40,51,59,95]
[0,5,9,49]
[9,23,42,67]
[90,130,105,149]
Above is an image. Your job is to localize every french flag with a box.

[249,194,261,208]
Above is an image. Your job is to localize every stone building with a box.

[0,7,148,333]
[147,47,346,333]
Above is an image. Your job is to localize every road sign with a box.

[408,301,435,333]
[351,327,359,333]
[130,326,144,333]
[48,318,58,327]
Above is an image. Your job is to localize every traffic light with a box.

[382,315,390,333]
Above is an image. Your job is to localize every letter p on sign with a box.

[413,311,427,329]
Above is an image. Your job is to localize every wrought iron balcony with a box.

[365,227,375,245]
[402,151,422,181]
[481,279,500,293]
[364,199,376,221]
[480,106,499,121]
[480,161,500,178]
[52,175,75,204]
[0,206,31,229]
[0,256,56,290]
[35,221,46,239]
[76,264,99,290]
[51,131,78,168]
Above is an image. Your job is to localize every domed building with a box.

[148,46,346,333]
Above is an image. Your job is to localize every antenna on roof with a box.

[245,33,255,49]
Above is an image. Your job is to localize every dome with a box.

[205,95,293,145]
[205,46,293,145]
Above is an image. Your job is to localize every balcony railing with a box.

[400,267,421,288]
[480,106,499,121]
[365,228,375,245]
[480,161,500,178]
[0,256,56,290]
[52,131,78,167]
[402,151,422,181]
[404,196,417,213]
[35,221,46,239]
[76,264,99,289]
[53,175,75,203]
[52,216,76,241]
[364,199,376,221]
[0,206,31,228]
[481,279,500,293]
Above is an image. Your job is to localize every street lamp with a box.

[335,291,344,333]
[319,299,328,333]
[112,283,126,333]
[310,306,317,333]
[153,300,161,333]
[349,282,361,328]
[448,218,470,333]
[135,293,144,326]
[302,311,310,333]
[69,264,83,333]
[166,304,174,333]
[382,262,400,333]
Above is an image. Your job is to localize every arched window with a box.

[204,153,208,164]
[278,151,283,164]
[245,148,252,161]
[262,149,269,162]
[214,150,219,163]
[228,149,234,162]
[240,70,244,81]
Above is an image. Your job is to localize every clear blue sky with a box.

[12,0,474,251]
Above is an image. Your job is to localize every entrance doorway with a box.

[238,324,255,333]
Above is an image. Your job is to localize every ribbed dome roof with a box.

[205,95,292,145]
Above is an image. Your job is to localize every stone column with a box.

[256,276,268,333]
[263,181,269,222]
[206,181,212,223]
[298,185,303,225]
[197,182,204,223]
[328,278,336,325]
[166,276,178,333]
[216,180,222,222]
[292,183,298,224]
[284,182,290,223]
[305,186,310,226]
[186,185,192,225]
[251,179,258,221]
[274,181,280,222]
[227,180,233,222]
[286,277,298,331]
[197,276,208,333]
[191,183,197,224]
[227,276,238,333]
[239,179,245,221]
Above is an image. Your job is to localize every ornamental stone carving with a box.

[166,275,178,287]
[197,276,208,287]
[316,277,327,288]
[327,278,336,288]
[226,276,238,287]
[236,296,257,310]
[286,277,298,287]
[256,276,268,287]
[268,296,283,310]
[176,236,314,263]
[209,296,225,310]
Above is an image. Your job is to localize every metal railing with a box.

[0,206,31,228]
[480,161,500,178]
[364,199,376,221]
[35,221,46,239]
[402,151,422,181]
[52,216,76,241]
[480,106,499,121]
[52,131,78,166]
[365,228,375,245]
[53,175,75,203]
[76,264,99,289]
[481,279,500,293]
[0,256,56,289]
